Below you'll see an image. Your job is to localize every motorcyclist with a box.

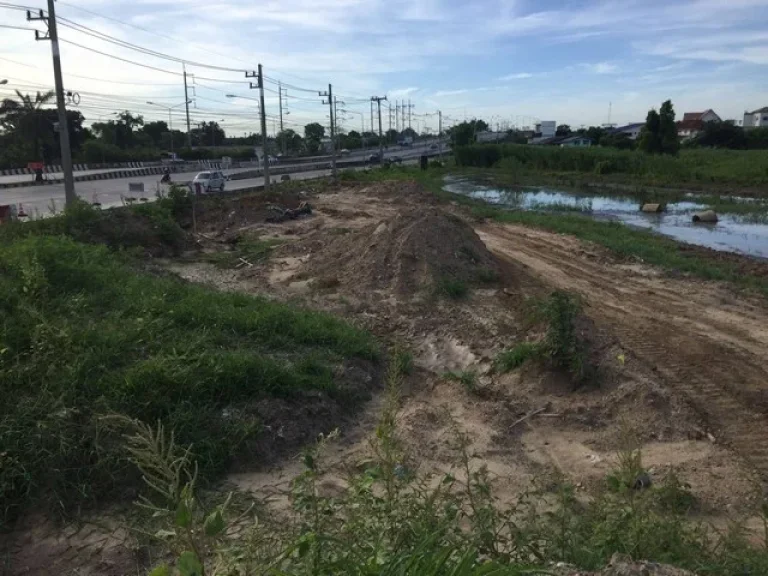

[160,168,171,184]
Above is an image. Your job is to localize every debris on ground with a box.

[266,201,312,223]
[641,203,665,213]
[692,210,718,223]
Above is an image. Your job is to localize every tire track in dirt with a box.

[478,222,768,485]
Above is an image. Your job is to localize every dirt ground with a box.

[6,179,768,574]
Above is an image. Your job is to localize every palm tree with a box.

[0,90,55,162]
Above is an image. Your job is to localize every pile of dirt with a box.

[304,206,501,295]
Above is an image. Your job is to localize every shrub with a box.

[494,341,541,373]
[436,277,469,299]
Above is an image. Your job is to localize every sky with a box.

[2,0,768,136]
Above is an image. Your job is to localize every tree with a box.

[191,121,225,147]
[276,128,303,153]
[0,90,56,162]
[639,100,679,155]
[693,122,747,149]
[304,122,325,141]
[601,132,634,150]
[556,124,572,137]
[658,99,679,155]
[142,120,170,148]
[639,109,662,154]
[386,128,398,142]
[585,126,606,146]
[449,122,476,146]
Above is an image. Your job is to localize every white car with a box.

[192,170,226,193]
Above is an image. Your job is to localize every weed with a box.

[392,347,414,376]
[444,369,478,392]
[536,290,589,381]
[436,277,470,299]
[494,341,541,373]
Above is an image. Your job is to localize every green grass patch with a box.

[436,277,470,299]
[454,144,768,191]
[443,369,478,392]
[0,233,378,524]
[203,236,282,268]
[494,341,541,372]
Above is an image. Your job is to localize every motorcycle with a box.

[160,172,172,184]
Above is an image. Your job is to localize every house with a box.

[677,109,721,139]
[610,122,644,140]
[743,107,768,129]
[559,136,593,148]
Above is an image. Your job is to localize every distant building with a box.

[476,131,506,143]
[535,121,557,138]
[610,122,644,140]
[677,109,721,139]
[743,107,768,129]
[559,136,593,147]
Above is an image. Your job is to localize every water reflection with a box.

[444,176,768,259]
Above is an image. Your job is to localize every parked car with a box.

[268,155,279,165]
[340,149,351,156]
[367,153,381,163]
[192,170,226,193]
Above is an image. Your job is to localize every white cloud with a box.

[498,72,533,81]
[388,87,420,98]
[582,62,619,74]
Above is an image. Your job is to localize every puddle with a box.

[444,176,768,259]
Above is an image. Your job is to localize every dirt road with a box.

[479,222,768,486]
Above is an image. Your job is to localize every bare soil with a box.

[8,179,768,574]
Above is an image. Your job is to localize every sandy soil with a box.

[7,180,768,574]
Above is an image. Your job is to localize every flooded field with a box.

[444,176,768,259]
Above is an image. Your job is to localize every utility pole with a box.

[183,64,192,147]
[388,103,393,140]
[369,100,374,142]
[319,84,337,180]
[371,96,387,161]
[28,2,76,206]
[395,101,399,132]
[246,66,269,190]
[278,81,285,155]
[407,99,414,130]
[438,110,443,160]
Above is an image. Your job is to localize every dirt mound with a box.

[305,206,501,295]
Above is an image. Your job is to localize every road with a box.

[0,140,444,186]
[1,143,445,216]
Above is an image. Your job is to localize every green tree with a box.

[304,122,325,141]
[639,109,662,154]
[142,120,170,148]
[659,99,679,155]
[0,89,55,162]
[276,128,303,153]
[556,124,572,136]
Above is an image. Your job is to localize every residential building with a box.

[743,107,768,129]
[677,109,721,139]
[559,136,593,147]
[535,121,556,138]
[610,122,644,140]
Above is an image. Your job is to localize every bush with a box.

[494,341,541,372]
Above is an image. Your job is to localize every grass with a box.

[494,341,541,372]
[202,236,283,268]
[455,144,768,191]
[443,369,478,392]
[436,277,470,299]
[0,201,378,525]
[142,355,768,576]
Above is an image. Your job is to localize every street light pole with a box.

[147,100,190,157]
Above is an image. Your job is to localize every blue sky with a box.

[2,0,768,134]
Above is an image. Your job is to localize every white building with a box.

[743,107,768,129]
[535,121,556,138]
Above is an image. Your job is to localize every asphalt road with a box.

[0,140,443,185]
[1,142,445,216]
